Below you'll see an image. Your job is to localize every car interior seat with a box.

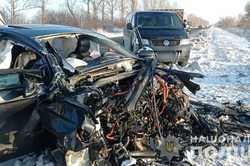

[13,51,36,69]
[51,37,77,58]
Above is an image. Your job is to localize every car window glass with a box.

[0,40,12,69]
[0,38,42,104]
[0,73,22,91]
[0,38,39,70]
[136,12,184,29]
[50,37,77,58]
[42,33,137,69]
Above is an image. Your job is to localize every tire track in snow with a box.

[186,27,250,105]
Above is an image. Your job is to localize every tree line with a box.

[0,0,209,30]
[217,1,250,28]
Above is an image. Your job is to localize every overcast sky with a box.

[172,0,249,23]
[0,0,249,24]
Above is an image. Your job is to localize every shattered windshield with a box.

[136,12,184,29]
[46,33,139,69]
[84,32,138,59]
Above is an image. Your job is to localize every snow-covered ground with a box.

[183,27,250,166]
[226,28,250,42]
[185,27,250,105]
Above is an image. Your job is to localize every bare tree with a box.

[187,14,209,27]
[130,0,138,11]
[120,0,125,20]
[0,8,9,23]
[86,0,90,17]
[4,0,38,24]
[217,17,238,28]
[40,0,47,23]
[106,0,118,24]
[238,1,250,28]
[245,1,250,15]
[43,9,77,26]
[31,0,48,23]
[144,0,171,10]
[65,0,104,28]
[65,0,80,26]
[89,0,102,28]
[119,0,128,24]
[101,0,106,24]
[90,0,102,19]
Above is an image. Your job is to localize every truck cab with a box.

[123,11,192,66]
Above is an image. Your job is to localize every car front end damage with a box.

[1,25,250,166]
[32,53,201,165]
[0,35,200,164]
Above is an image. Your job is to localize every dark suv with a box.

[123,11,192,66]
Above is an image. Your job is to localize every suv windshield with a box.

[136,12,184,29]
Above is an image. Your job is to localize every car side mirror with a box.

[136,46,156,60]
[127,23,133,30]
[183,23,187,28]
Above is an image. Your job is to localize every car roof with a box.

[0,24,94,38]
[0,24,138,59]
[132,11,176,15]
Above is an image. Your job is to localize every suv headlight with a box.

[142,39,150,45]
[180,39,190,45]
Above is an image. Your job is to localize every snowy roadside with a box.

[225,28,250,42]
[184,27,250,105]
[181,28,250,166]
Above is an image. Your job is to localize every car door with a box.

[0,32,44,120]
[0,70,39,120]
[0,32,47,160]
[0,68,45,161]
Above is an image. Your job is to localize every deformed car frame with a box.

[0,24,206,165]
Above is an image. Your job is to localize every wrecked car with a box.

[1,24,249,166]
[0,24,202,165]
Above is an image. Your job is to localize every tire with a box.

[178,49,191,67]
[178,60,189,67]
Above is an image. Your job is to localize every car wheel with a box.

[178,60,188,67]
